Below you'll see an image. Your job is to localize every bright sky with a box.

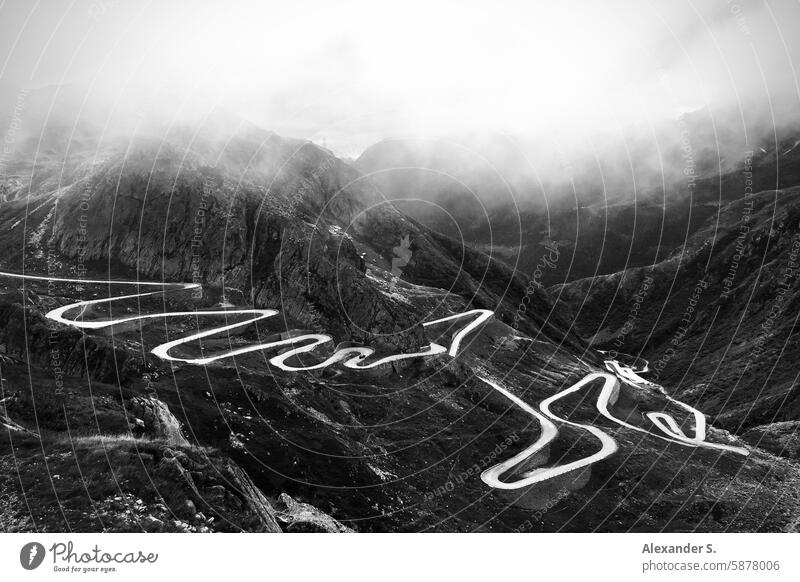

[1,0,798,156]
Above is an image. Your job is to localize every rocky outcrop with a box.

[223,461,282,533]
[127,397,189,446]
[273,493,352,533]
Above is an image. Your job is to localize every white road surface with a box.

[0,271,492,370]
[480,361,748,490]
[1,271,747,494]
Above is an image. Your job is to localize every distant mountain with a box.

[355,116,800,290]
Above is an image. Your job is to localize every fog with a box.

[2,0,800,201]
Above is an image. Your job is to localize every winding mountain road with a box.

[1,271,748,494]
[479,362,749,490]
[0,271,492,370]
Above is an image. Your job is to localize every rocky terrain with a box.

[553,187,800,448]
[2,96,800,533]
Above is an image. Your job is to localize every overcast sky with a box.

[1,0,799,156]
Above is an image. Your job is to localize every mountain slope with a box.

[2,107,799,532]
[553,187,800,443]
